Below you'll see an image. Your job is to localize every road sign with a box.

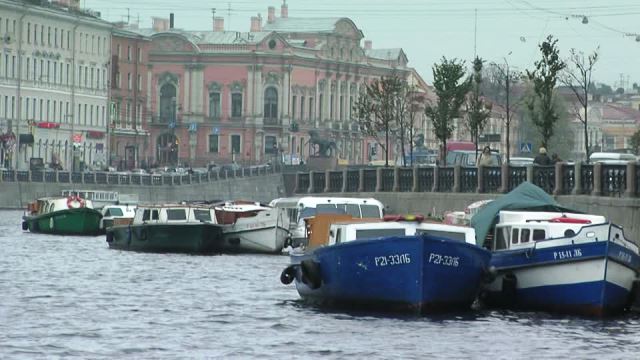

[520,142,532,153]
[188,123,197,133]
[212,127,219,135]
[168,120,176,129]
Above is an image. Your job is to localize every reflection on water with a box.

[1,210,639,359]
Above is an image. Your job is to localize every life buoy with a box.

[67,195,86,209]
[22,221,28,231]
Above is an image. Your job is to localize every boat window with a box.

[338,204,361,218]
[511,228,519,244]
[355,228,405,240]
[361,204,381,218]
[494,227,509,250]
[151,210,159,220]
[106,208,124,217]
[288,208,298,222]
[299,206,345,219]
[416,229,467,242]
[316,204,337,213]
[521,229,531,243]
[335,228,342,244]
[142,209,151,221]
[166,209,186,221]
[532,229,546,241]
[194,209,211,222]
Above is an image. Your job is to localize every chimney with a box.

[281,1,288,18]
[267,6,276,23]
[364,40,372,50]
[213,17,225,32]
[250,15,262,32]
[169,13,174,29]
[152,17,170,31]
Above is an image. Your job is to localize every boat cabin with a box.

[132,205,218,225]
[305,213,476,249]
[28,196,95,215]
[491,211,608,251]
[214,201,272,225]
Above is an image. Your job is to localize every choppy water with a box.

[1,209,639,359]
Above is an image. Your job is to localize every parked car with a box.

[446,150,502,167]
[219,163,242,173]
[589,152,636,165]
[509,157,534,166]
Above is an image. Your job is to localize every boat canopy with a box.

[470,182,578,246]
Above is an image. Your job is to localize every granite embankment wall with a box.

[321,192,640,244]
[0,174,285,208]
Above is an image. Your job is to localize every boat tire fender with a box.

[139,227,147,241]
[106,232,114,243]
[280,265,298,285]
[300,259,322,289]
[21,221,28,231]
[629,279,640,310]
[501,273,518,305]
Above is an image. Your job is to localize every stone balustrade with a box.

[0,165,277,187]
[293,162,640,198]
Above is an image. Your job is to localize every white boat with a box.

[269,196,385,248]
[482,211,640,316]
[215,201,290,254]
[99,204,137,232]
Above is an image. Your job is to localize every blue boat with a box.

[281,215,491,314]
[471,183,640,316]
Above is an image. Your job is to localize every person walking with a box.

[551,153,562,163]
[534,147,552,165]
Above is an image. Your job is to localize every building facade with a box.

[136,4,427,167]
[109,26,151,170]
[0,0,112,170]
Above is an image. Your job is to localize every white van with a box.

[589,152,636,165]
[269,196,385,247]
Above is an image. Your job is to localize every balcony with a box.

[264,117,280,126]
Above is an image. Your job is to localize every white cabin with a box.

[132,205,219,225]
[327,220,476,246]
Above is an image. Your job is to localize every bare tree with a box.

[561,47,599,162]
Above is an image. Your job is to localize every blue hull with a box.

[288,235,491,314]
[483,240,640,316]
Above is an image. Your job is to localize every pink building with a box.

[137,4,427,167]
[109,26,152,169]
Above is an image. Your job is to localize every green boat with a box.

[22,196,103,236]
[106,204,225,254]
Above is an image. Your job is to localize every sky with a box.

[85,0,640,88]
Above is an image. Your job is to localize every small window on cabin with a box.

[521,229,531,243]
[108,208,124,217]
[339,204,361,218]
[355,228,405,240]
[142,209,151,221]
[194,209,211,222]
[151,210,159,220]
[511,228,519,244]
[417,229,467,242]
[532,229,546,241]
[166,209,187,221]
[316,204,338,213]
[494,227,508,250]
[361,204,381,218]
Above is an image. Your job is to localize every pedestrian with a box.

[534,147,552,165]
[477,146,496,166]
[551,153,562,163]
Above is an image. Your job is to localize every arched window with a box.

[159,83,176,123]
[209,91,221,119]
[264,87,278,121]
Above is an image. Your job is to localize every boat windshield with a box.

[355,228,406,240]
[105,208,124,217]
[299,206,346,219]
[416,229,467,242]
[361,204,382,218]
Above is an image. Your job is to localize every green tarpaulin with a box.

[470,182,578,246]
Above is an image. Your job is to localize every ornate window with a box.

[264,135,277,154]
[209,134,219,153]
[159,83,177,123]
[231,93,242,118]
[230,134,241,155]
[209,92,221,119]
[264,87,278,121]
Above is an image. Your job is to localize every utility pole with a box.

[14,5,28,170]
[505,58,511,164]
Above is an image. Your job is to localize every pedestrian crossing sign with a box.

[520,142,532,153]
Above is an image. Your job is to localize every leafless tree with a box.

[561,47,599,162]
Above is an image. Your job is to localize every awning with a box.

[87,130,105,139]
[37,122,61,129]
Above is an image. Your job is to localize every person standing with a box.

[478,146,496,166]
[534,147,552,165]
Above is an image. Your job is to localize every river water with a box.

[1,209,639,359]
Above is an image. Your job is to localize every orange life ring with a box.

[67,195,86,209]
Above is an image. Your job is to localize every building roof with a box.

[262,17,345,33]
[600,102,640,122]
[365,48,403,61]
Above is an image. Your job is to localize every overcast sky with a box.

[85,0,640,89]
